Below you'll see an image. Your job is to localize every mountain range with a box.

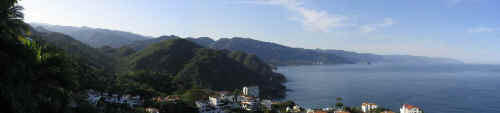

[31,23,151,48]
[32,23,463,66]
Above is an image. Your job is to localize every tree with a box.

[0,1,84,113]
[335,97,344,109]
[0,0,30,41]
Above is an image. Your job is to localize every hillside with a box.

[126,39,286,98]
[211,37,354,66]
[30,28,114,69]
[124,36,463,66]
[34,23,462,66]
[31,23,151,48]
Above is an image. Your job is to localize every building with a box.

[240,96,259,111]
[242,86,259,97]
[145,107,159,113]
[361,102,378,113]
[196,101,224,113]
[400,104,423,113]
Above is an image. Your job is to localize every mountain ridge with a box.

[31,23,152,48]
[33,23,463,66]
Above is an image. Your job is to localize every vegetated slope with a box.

[31,23,150,48]
[186,37,215,47]
[125,36,462,66]
[124,35,180,51]
[127,39,286,98]
[31,28,114,69]
[211,37,354,66]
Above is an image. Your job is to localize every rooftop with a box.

[402,104,420,110]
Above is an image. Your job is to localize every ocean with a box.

[278,64,500,113]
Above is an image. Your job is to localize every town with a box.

[86,86,423,113]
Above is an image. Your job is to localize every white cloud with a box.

[248,0,350,32]
[360,18,396,33]
[468,27,497,33]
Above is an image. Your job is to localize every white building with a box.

[242,86,259,97]
[240,96,259,111]
[400,104,422,113]
[361,102,378,113]
[196,101,224,113]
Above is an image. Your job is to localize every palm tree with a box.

[1,0,30,40]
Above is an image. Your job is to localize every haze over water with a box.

[278,64,500,113]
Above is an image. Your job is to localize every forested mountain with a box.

[125,39,286,98]
[31,29,114,68]
[127,37,462,66]
[33,23,462,65]
[186,37,215,47]
[31,23,151,48]
[123,35,179,51]
[211,37,354,66]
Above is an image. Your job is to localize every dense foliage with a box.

[126,39,287,99]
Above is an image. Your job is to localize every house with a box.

[243,86,259,97]
[196,101,224,113]
[361,102,378,112]
[400,104,423,113]
[240,96,259,111]
[145,107,159,113]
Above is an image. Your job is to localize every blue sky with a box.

[20,0,500,64]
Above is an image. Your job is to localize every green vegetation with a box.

[271,101,296,113]
[0,1,98,113]
[1,1,288,113]
[124,38,287,99]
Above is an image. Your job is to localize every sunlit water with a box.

[278,64,500,113]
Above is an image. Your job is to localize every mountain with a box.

[126,39,286,98]
[211,37,354,66]
[186,37,215,47]
[125,35,180,51]
[33,23,461,66]
[30,28,114,69]
[28,27,287,99]
[31,23,151,48]
[316,49,463,64]
[125,36,462,66]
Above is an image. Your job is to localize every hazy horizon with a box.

[20,0,500,64]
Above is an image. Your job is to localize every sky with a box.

[19,0,500,64]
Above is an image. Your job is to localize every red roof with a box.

[403,104,419,110]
